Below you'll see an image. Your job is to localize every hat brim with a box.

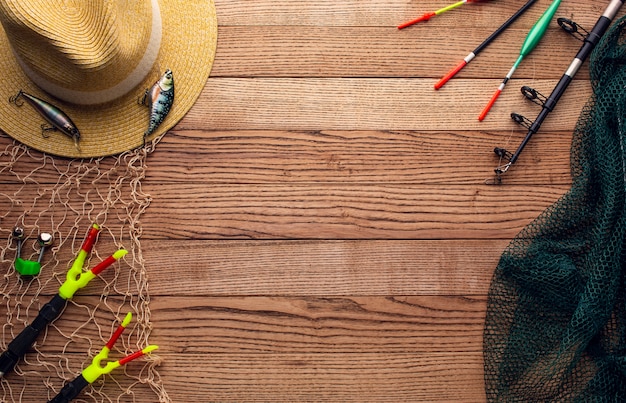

[0,0,217,158]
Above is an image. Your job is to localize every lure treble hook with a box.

[8,92,23,106]
[8,90,81,152]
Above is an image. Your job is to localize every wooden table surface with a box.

[2,0,622,401]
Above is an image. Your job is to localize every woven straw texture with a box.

[0,0,217,158]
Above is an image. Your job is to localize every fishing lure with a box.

[140,69,175,142]
[9,90,81,151]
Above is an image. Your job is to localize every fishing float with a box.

[398,0,492,30]
[435,0,539,90]
[478,0,562,121]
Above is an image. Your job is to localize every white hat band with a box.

[13,0,162,105]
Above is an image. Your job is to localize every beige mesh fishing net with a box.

[0,137,170,402]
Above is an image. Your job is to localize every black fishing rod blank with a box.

[434,0,539,90]
[492,0,625,181]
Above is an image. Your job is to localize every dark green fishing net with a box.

[484,16,626,402]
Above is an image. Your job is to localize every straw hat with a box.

[0,0,217,158]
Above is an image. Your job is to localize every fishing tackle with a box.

[490,0,625,182]
[478,0,561,121]
[510,111,534,128]
[435,0,538,90]
[140,69,175,143]
[557,17,591,42]
[398,0,492,29]
[48,312,158,403]
[8,90,81,151]
[520,85,548,107]
[11,227,53,276]
[0,224,127,378]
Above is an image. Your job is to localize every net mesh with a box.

[484,15,626,402]
[0,138,169,402]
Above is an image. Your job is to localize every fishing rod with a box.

[478,0,562,121]
[0,224,127,378]
[48,313,157,403]
[435,0,539,90]
[398,0,492,30]
[491,0,625,181]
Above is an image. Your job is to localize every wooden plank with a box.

[1,295,487,402]
[149,295,487,354]
[0,128,575,186]
[2,239,505,296]
[183,78,591,132]
[0,182,567,239]
[214,0,607,29]
[158,352,486,402]
[1,295,487,401]
[2,351,486,403]
[140,183,567,239]
[143,240,503,296]
[2,295,487,353]
[211,26,587,79]
[144,129,574,186]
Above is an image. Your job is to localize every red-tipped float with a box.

[398,0,492,30]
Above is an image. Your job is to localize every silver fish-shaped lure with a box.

[140,69,174,142]
[9,90,81,151]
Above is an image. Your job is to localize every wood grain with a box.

[0,182,568,239]
[181,78,590,132]
[3,296,487,402]
[0,128,575,185]
[142,240,504,296]
[140,183,567,239]
[210,27,588,79]
[1,240,501,297]
[1,0,617,401]
[157,352,486,402]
